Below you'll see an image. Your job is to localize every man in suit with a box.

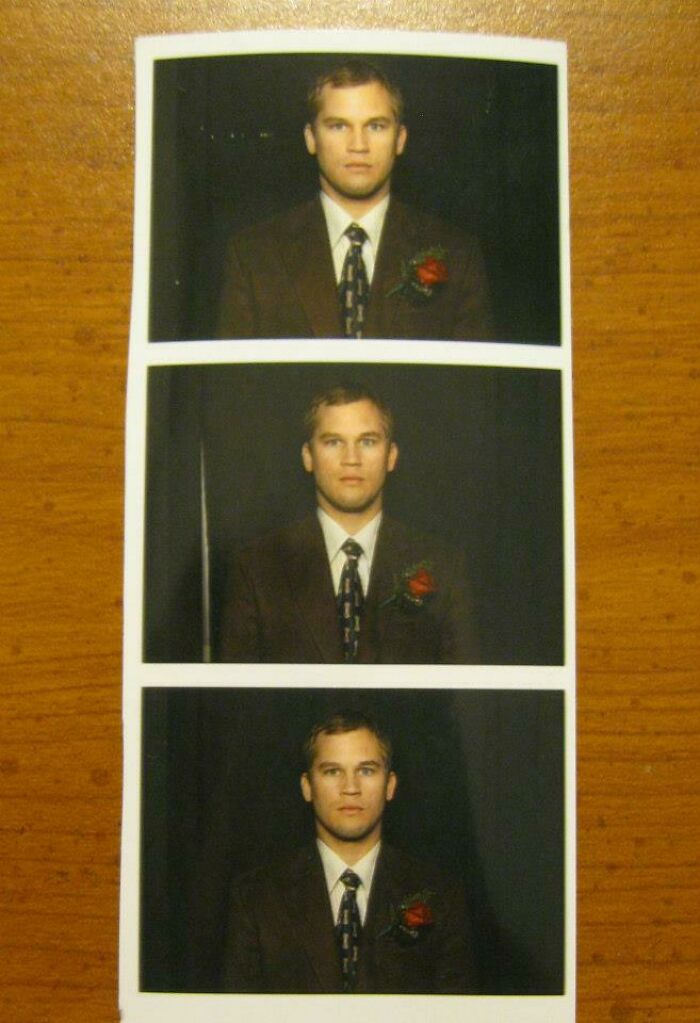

[222,712,474,994]
[219,384,479,663]
[217,59,493,341]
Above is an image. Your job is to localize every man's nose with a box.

[341,774,361,793]
[342,443,362,463]
[348,126,369,151]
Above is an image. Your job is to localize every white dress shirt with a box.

[316,838,382,925]
[319,192,390,285]
[317,508,382,595]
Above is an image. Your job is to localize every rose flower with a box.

[415,257,449,287]
[403,901,434,929]
[407,567,437,599]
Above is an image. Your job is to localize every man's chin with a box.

[322,175,390,205]
[325,818,378,844]
[334,498,374,514]
[320,490,381,518]
[340,183,381,200]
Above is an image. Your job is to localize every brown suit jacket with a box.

[216,196,493,340]
[219,515,479,664]
[222,843,475,994]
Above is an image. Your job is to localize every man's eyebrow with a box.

[315,759,383,769]
[320,115,393,125]
[316,430,383,440]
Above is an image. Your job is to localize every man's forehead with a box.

[312,727,385,762]
[313,399,385,432]
[316,81,397,118]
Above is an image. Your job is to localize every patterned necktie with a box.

[337,869,362,992]
[338,224,369,338]
[339,539,364,663]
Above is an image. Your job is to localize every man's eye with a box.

[369,121,387,131]
[358,767,376,775]
[360,438,377,447]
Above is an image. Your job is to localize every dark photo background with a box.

[149,52,560,344]
[140,687,565,994]
[143,362,564,665]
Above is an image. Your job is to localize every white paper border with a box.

[122,27,574,1023]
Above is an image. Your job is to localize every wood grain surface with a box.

[1,3,698,1022]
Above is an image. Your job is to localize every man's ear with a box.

[301,441,314,473]
[300,773,313,803]
[386,771,398,802]
[304,123,317,156]
[387,442,399,473]
[396,123,407,156]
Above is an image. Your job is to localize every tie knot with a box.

[342,538,363,562]
[345,223,367,247]
[340,869,361,892]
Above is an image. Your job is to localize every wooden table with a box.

[1,3,698,1021]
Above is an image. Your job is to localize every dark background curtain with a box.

[148,52,560,344]
[140,687,565,994]
[143,362,564,665]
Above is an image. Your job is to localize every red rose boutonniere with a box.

[387,247,449,303]
[381,561,438,611]
[379,890,436,944]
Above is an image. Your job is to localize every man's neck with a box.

[319,182,390,221]
[317,828,381,866]
[317,499,382,535]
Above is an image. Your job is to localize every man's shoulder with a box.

[387,197,477,251]
[378,516,464,562]
[232,516,320,559]
[380,842,463,893]
[231,197,322,249]
[230,844,318,897]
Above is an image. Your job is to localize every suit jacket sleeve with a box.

[453,234,495,342]
[217,236,257,340]
[221,878,265,992]
[219,552,263,662]
[433,875,476,993]
[438,545,480,663]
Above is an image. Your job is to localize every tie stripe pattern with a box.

[338,224,369,339]
[337,869,362,992]
[339,539,364,663]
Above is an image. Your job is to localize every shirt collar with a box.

[316,837,382,894]
[317,507,382,563]
[319,191,390,252]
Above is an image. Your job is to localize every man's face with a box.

[301,727,397,848]
[301,399,398,520]
[304,82,407,208]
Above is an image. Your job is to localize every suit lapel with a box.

[356,845,407,991]
[279,199,342,338]
[281,517,343,663]
[282,846,342,992]
[360,517,407,663]
[278,197,421,339]
[366,199,419,338]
